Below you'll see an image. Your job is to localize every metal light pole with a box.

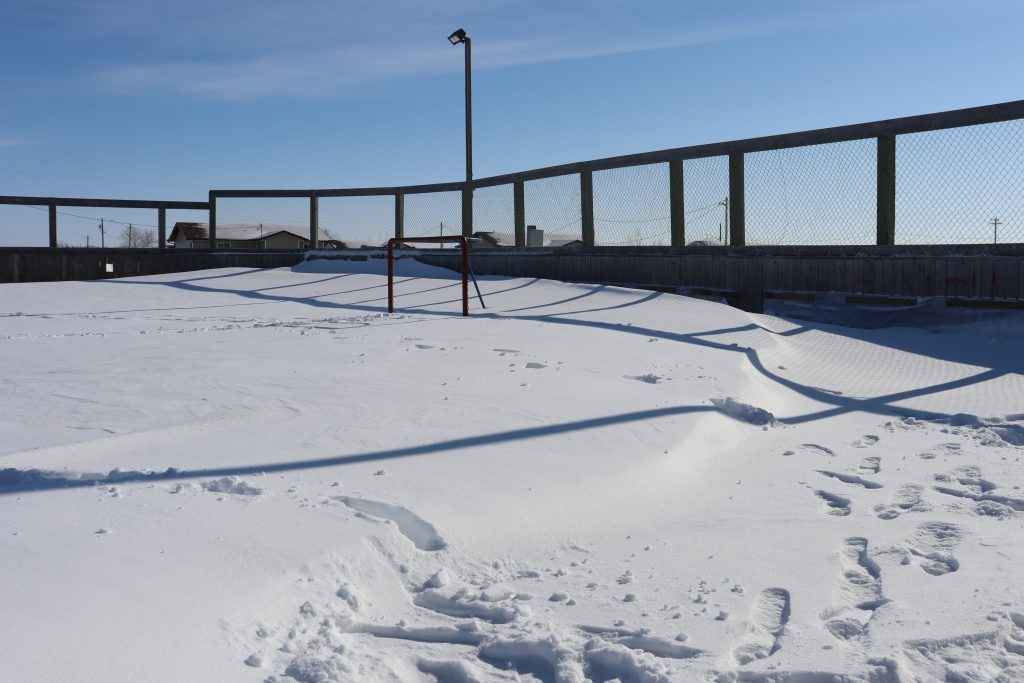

[449,28,473,236]
[448,28,472,186]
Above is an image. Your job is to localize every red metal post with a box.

[461,237,469,317]
[387,239,395,313]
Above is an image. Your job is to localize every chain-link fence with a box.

[472,184,515,243]
[896,119,1024,245]
[681,156,730,245]
[7,101,1022,249]
[209,197,310,247]
[524,173,582,245]
[593,163,670,246]
[319,195,393,247]
[746,140,876,246]
[403,191,462,239]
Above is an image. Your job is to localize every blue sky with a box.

[1,0,1022,245]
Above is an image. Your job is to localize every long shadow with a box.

[251,273,355,293]
[87,270,544,320]
[164,268,269,283]
[49,271,1022,442]
[90,271,1014,423]
[502,285,606,313]
[0,404,716,495]
[500,311,1013,425]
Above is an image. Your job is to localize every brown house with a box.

[168,222,345,249]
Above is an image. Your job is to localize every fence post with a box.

[48,202,57,248]
[728,152,745,246]
[876,134,896,245]
[158,206,167,249]
[395,193,404,240]
[309,194,319,249]
[669,159,685,247]
[462,185,473,237]
[514,180,526,248]
[208,192,217,251]
[581,170,594,247]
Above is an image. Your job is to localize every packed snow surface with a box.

[1,256,1023,682]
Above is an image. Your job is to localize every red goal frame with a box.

[387,236,469,316]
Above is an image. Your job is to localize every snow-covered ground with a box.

[1,256,1022,682]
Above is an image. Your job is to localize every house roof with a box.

[472,230,583,248]
[168,222,361,249]
[168,222,316,242]
[165,222,346,242]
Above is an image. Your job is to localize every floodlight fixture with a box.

[448,28,468,45]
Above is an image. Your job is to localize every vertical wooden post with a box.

[728,152,745,246]
[877,134,896,245]
[395,193,405,240]
[309,195,319,249]
[158,206,167,249]
[669,159,685,247]
[461,186,473,237]
[48,202,57,248]
[514,180,526,248]
[208,192,217,251]
[580,170,594,247]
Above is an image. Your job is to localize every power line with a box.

[20,204,161,229]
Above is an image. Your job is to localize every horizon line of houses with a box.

[168,222,585,250]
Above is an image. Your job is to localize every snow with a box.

[1,256,1023,682]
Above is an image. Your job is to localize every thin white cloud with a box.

[95,19,795,100]
[82,0,984,100]
[0,136,37,148]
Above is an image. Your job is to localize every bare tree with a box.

[120,224,157,248]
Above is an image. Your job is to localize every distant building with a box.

[168,223,346,250]
[471,229,583,249]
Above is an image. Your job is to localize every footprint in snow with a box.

[874,484,929,520]
[731,587,791,664]
[525,362,546,369]
[902,521,963,576]
[816,470,883,490]
[815,490,852,516]
[821,537,888,640]
[932,465,1024,514]
[855,456,881,474]
[338,496,446,551]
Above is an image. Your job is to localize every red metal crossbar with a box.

[387,236,469,317]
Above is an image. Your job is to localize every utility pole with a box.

[128,223,134,248]
[991,217,1002,245]
[440,221,444,241]
[719,197,729,245]
[99,218,106,248]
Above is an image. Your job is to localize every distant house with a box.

[168,222,346,250]
[471,229,583,249]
